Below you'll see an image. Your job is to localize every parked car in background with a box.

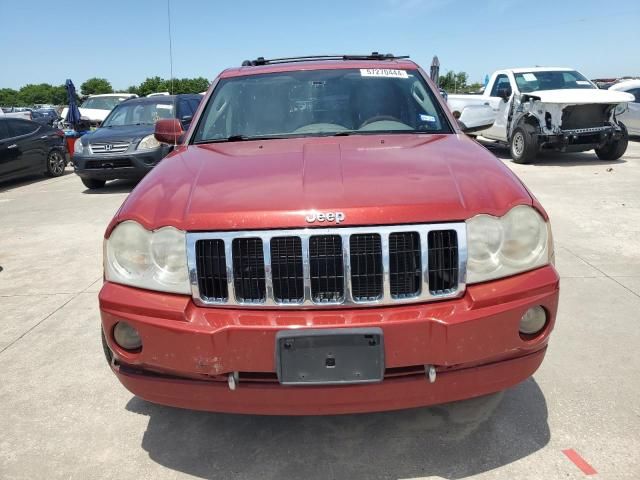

[60,93,138,127]
[448,67,634,163]
[73,94,202,189]
[0,107,32,120]
[0,118,68,182]
[99,54,559,415]
[30,108,59,127]
[609,79,640,136]
[35,108,60,126]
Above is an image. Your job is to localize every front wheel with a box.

[510,125,539,164]
[595,124,628,160]
[45,149,67,177]
[81,177,106,189]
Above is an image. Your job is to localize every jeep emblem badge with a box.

[305,211,345,224]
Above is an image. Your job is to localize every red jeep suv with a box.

[99,54,559,415]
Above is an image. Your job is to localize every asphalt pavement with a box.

[1,141,639,480]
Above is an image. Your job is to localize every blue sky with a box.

[0,0,638,90]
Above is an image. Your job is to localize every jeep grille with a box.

[187,224,467,308]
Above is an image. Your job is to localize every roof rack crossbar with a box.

[241,53,410,67]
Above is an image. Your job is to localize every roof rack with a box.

[241,52,410,67]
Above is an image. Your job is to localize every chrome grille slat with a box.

[89,142,130,154]
[186,223,467,308]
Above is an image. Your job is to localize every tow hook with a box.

[425,364,436,383]
[227,371,239,391]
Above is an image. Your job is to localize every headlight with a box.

[466,205,551,284]
[105,221,190,294]
[614,103,628,116]
[74,139,84,154]
[137,134,161,150]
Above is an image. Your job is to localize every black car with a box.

[72,94,202,189]
[0,118,69,183]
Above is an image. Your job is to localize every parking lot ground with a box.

[1,141,640,480]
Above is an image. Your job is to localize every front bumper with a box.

[73,147,169,180]
[100,265,559,415]
[539,126,622,151]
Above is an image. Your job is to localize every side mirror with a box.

[497,87,512,101]
[181,115,193,124]
[154,118,184,144]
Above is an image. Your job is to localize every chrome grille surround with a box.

[186,223,467,308]
[89,142,130,154]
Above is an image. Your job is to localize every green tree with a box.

[136,76,169,97]
[18,83,59,105]
[0,88,20,106]
[438,71,469,93]
[80,77,113,96]
[133,76,210,96]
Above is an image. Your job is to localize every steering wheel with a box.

[360,115,403,128]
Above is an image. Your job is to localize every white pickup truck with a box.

[448,67,635,163]
[60,93,137,127]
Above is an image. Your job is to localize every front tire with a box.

[81,177,106,189]
[510,125,539,164]
[595,123,628,160]
[45,149,66,177]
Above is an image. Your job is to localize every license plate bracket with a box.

[275,328,384,385]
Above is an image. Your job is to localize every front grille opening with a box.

[309,235,344,303]
[85,158,132,169]
[389,232,421,298]
[350,233,383,301]
[270,236,304,303]
[232,238,266,302]
[428,230,459,295]
[195,239,228,301]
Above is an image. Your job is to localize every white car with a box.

[448,67,634,163]
[609,79,640,136]
[61,93,137,126]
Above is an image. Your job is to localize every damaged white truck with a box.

[448,67,635,163]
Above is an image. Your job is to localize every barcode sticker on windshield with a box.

[576,80,591,85]
[522,73,537,81]
[360,69,408,79]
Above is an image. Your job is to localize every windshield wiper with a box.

[197,134,285,144]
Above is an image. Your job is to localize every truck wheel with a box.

[595,123,628,160]
[510,125,538,164]
[45,149,66,177]
[81,178,106,189]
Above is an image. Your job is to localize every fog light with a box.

[113,322,142,351]
[519,306,547,335]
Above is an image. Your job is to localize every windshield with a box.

[102,101,175,127]
[193,68,451,142]
[81,96,130,110]
[514,70,595,93]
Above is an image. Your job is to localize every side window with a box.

[490,74,512,97]
[8,120,38,137]
[178,100,194,120]
[0,120,10,140]
[188,98,201,115]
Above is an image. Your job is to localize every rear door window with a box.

[8,120,39,137]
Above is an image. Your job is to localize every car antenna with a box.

[166,0,177,148]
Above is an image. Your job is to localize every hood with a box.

[83,124,154,144]
[523,88,634,105]
[114,134,534,232]
[60,107,111,123]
